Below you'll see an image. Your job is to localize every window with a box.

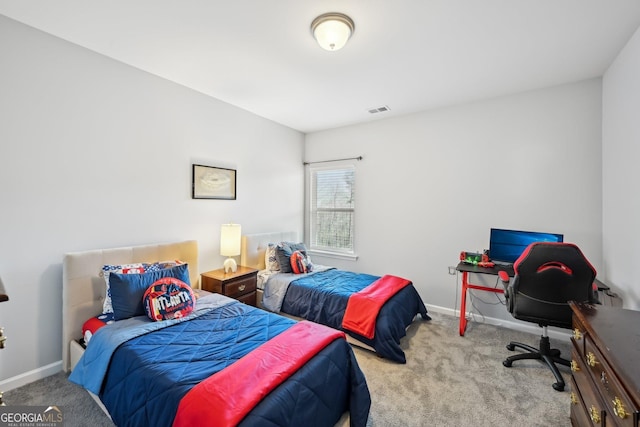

[308,164,356,255]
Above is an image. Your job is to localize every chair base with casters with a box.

[502,326,570,391]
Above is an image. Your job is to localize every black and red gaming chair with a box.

[499,242,596,391]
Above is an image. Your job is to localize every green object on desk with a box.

[462,253,482,265]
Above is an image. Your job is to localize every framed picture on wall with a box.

[192,164,236,200]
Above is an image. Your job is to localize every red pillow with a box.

[290,250,311,274]
[82,312,114,345]
[143,277,195,321]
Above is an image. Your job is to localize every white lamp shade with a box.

[311,13,354,51]
[220,223,241,257]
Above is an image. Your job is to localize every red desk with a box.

[456,262,513,336]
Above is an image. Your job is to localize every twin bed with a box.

[241,232,430,364]
[63,240,370,427]
[63,235,428,426]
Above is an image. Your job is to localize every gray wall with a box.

[305,79,604,325]
[0,15,304,384]
[603,25,640,309]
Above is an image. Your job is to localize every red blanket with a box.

[172,321,345,427]
[342,275,411,339]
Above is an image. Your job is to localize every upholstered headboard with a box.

[61,240,199,372]
[240,232,298,270]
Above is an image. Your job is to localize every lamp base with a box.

[223,257,237,274]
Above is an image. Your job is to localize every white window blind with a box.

[309,165,356,254]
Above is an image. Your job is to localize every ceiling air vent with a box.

[367,105,390,114]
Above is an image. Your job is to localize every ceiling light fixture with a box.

[311,12,355,51]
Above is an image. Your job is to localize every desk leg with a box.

[457,270,505,336]
[459,271,468,336]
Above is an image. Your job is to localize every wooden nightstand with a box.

[200,266,258,306]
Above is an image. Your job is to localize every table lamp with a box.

[220,223,241,273]
[0,275,7,304]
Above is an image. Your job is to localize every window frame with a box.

[305,162,357,260]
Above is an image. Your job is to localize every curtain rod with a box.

[303,156,363,166]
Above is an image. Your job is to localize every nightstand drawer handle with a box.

[238,284,246,292]
[589,406,601,423]
[586,351,598,367]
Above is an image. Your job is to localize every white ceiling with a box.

[2,1,640,133]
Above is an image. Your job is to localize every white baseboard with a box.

[0,361,62,392]
[425,303,571,341]
[0,359,111,419]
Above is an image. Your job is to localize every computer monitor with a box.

[489,228,564,264]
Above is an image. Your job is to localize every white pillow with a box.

[264,243,281,271]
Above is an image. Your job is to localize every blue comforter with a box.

[281,269,430,363]
[70,293,371,427]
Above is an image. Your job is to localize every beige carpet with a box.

[4,311,572,427]
[350,311,572,427]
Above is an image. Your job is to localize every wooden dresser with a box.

[569,301,640,426]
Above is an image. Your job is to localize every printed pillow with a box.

[275,242,308,274]
[109,263,190,321]
[101,260,182,314]
[101,263,147,314]
[290,250,313,274]
[264,243,280,271]
[143,277,195,321]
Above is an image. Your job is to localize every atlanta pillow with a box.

[143,277,195,321]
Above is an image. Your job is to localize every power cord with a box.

[466,275,508,323]
[454,269,508,325]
